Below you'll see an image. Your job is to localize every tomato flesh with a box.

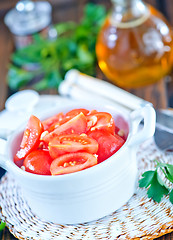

[49,134,98,159]
[23,150,52,175]
[42,112,64,131]
[42,112,87,143]
[15,115,43,161]
[50,152,98,175]
[87,112,115,134]
[88,130,125,163]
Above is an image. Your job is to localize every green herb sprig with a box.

[8,3,107,91]
[139,160,173,204]
[0,221,6,231]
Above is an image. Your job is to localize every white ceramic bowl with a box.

[0,101,155,224]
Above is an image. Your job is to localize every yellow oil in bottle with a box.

[96,2,173,88]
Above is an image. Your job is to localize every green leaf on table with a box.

[0,221,6,231]
[139,171,155,188]
[153,160,173,183]
[139,170,169,203]
[169,189,173,204]
[162,164,173,183]
[147,171,169,202]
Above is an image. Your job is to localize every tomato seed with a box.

[63,162,69,167]
[21,166,25,171]
[40,131,49,140]
[80,133,87,137]
[118,129,125,137]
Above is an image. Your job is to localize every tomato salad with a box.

[14,108,126,175]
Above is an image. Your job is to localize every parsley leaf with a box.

[0,221,6,231]
[169,189,173,204]
[160,163,173,183]
[139,170,155,188]
[147,171,169,202]
[139,169,169,203]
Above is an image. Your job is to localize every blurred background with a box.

[1,0,173,111]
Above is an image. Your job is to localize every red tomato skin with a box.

[50,152,98,175]
[48,134,98,159]
[87,109,98,115]
[15,115,44,161]
[88,130,125,163]
[65,108,90,118]
[42,113,87,143]
[23,150,53,175]
[87,112,115,135]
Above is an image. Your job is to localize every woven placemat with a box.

[0,137,173,240]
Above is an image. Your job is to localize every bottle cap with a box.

[4,0,52,36]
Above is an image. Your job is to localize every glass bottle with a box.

[96,0,173,88]
[4,0,52,49]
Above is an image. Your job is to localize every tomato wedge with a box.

[57,109,90,126]
[65,108,90,118]
[23,150,52,175]
[42,112,87,143]
[87,112,115,134]
[49,134,98,159]
[15,115,44,161]
[88,130,125,163]
[42,112,64,131]
[50,152,98,175]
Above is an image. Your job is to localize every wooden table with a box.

[1,1,173,239]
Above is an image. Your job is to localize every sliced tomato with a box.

[15,115,44,161]
[65,108,98,117]
[23,150,52,175]
[50,152,98,175]
[49,134,98,159]
[86,112,115,135]
[88,129,125,163]
[42,112,87,143]
[53,109,97,126]
[65,108,90,118]
[88,109,98,115]
[42,112,64,131]
[57,108,90,126]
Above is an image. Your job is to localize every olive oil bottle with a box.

[96,0,173,88]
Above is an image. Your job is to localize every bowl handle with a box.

[128,105,156,146]
[0,138,8,171]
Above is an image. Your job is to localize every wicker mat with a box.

[0,137,173,240]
